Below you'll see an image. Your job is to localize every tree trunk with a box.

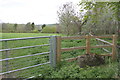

[117,1,120,77]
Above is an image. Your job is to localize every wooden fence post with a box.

[86,35,90,54]
[49,36,61,68]
[112,35,117,60]
[56,36,61,66]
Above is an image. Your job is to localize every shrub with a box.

[41,26,56,33]
[31,29,39,33]
[37,61,118,78]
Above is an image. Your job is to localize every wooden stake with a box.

[86,35,90,54]
[112,35,117,60]
[56,36,61,65]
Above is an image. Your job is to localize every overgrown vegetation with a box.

[37,61,118,78]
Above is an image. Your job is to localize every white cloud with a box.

[0,0,80,24]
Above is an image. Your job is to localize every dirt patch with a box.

[77,53,105,68]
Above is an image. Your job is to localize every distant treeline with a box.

[0,22,61,33]
[0,22,36,33]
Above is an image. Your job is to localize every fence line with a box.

[61,36,115,53]
[89,33,117,59]
[61,36,86,40]
[0,35,117,78]
[89,33,112,53]
[61,46,86,52]
[95,38,113,45]
[55,35,117,66]
[48,35,117,68]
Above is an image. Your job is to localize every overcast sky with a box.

[0,0,80,24]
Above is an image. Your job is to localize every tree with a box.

[13,23,17,32]
[79,1,119,35]
[57,2,86,35]
[25,22,32,32]
[31,22,35,30]
[2,23,7,32]
[41,24,46,29]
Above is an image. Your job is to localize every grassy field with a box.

[0,33,118,78]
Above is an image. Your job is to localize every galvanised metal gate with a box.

[0,36,55,79]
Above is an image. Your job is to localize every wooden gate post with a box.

[49,36,61,68]
[112,35,117,60]
[56,36,61,66]
[86,35,91,54]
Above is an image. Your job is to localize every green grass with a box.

[37,61,118,78]
[1,33,62,39]
[0,33,118,78]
